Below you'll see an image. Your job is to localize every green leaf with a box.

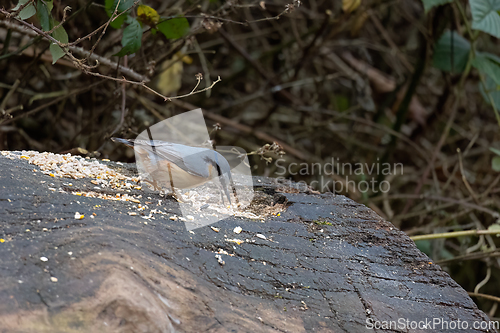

[414,240,432,256]
[490,147,500,156]
[49,45,65,64]
[494,156,500,171]
[13,0,36,20]
[157,17,190,39]
[487,223,500,234]
[105,0,135,15]
[125,15,136,24]
[479,74,500,109]
[421,0,453,12]
[36,0,51,31]
[110,14,127,29]
[432,30,471,73]
[472,52,500,85]
[49,23,69,64]
[105,0,136,29]
[45,0,53,12]
[470,0,500,38]
[52,22,68,43]
[114,19,142,57]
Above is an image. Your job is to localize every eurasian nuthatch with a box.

[111,137,234,204]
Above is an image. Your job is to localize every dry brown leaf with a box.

[342,0,361,13]
[351,11,369,36]
[341,52,428,125]
[342,52,394,93]
[152,52,193,96]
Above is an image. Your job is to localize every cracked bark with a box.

[0,155,494,333]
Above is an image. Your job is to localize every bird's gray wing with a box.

[136,141,211,178]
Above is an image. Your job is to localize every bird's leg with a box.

[152,179,161,191]
[212,181,227,207]
[219,189,226,206]
[167,163,182,202]
[232,183,240,207]
[141,178,162,191]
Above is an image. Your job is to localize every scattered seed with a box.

[215,254,225,266]
[226,238,244,245]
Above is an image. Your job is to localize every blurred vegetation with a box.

[1,0,500,320]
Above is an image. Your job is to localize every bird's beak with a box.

[111,137,135,148]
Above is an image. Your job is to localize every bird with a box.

[111,137,234,205]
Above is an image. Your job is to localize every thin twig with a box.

[45,6,71,35]
[188,74,202,95]
[436,250,500,265]
[141,75,222,101]
[88,0,141,59]
[0,80,105,125]
[400,91,459,215]
[478,72,500,129]
[0,12,149,82]
[296,105,428,161]
[457,148,480,205]
[6,0,35,18]
[193,37,212,97]
[219,28,301,105]
[410,229,500,241]
[0,79,20,113]
[372,193,500,219]
[474,266,491,294]
[0,20,148,81]
[109,55,128,137]
[368,10,413,72]
[68,0,134,48]
[167,99,315,162]
[467,292,500,304]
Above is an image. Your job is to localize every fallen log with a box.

[0,151,494,332]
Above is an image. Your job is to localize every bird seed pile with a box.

[0,150,286,221]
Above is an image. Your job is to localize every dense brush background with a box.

[1,0,499,320]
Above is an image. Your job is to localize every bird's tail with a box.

[111,137,135,148]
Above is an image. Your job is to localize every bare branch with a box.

[0,18,149,82]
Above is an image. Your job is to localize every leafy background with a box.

[1,0,500,320]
